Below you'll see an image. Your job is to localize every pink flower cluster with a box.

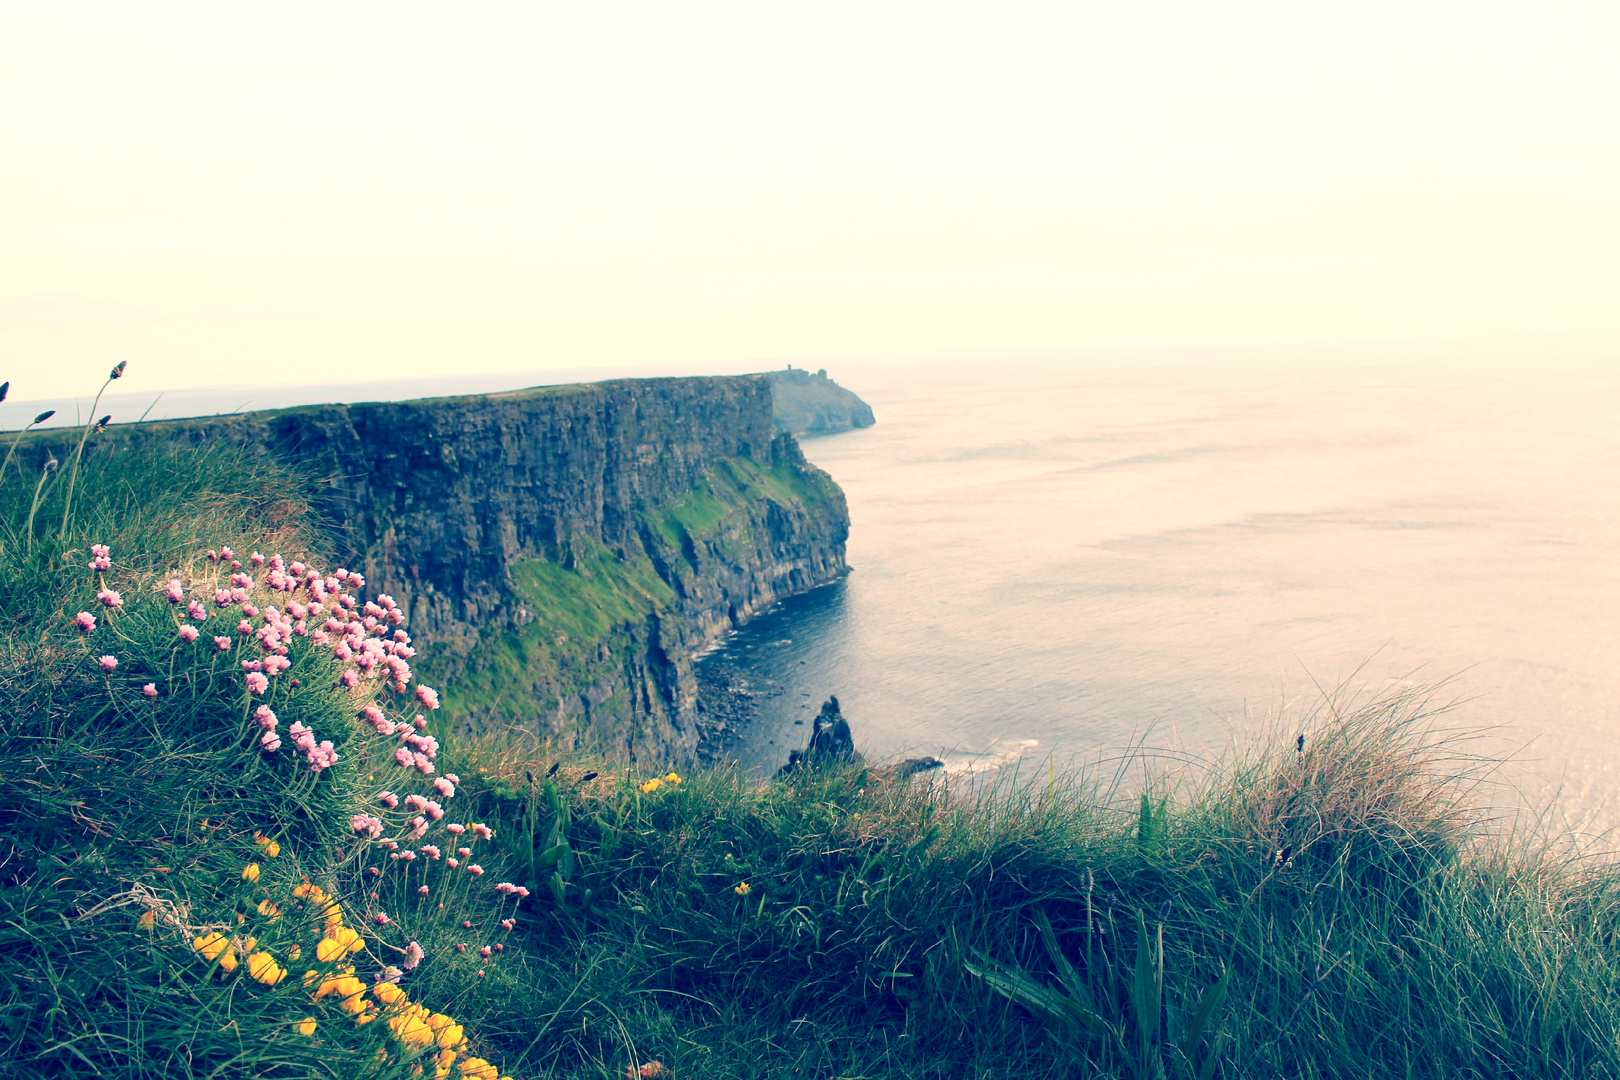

[89,543,111,572]
[75,612,96,633]
[256,705,282,751]
[288,721,337,772]
[350,813,384,838]
[403,940,426,970]
[494,883,530,899]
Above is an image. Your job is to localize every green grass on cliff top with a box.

[7,431,1620,1080]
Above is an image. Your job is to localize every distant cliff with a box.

[767,368,876,437]
[31,376,849,763]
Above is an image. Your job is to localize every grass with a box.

[5,403,1620,1078]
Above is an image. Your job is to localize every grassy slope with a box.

[6,440,1620,1079]
[430,453,837,729]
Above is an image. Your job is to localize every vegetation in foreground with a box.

[5,375,1620,1079]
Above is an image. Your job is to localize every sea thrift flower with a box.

[415,686,440,710]
[445,824,466,837]
[456,942,467,952]
[418,886,430,896]
[236,619,253,635]
[465,864,484,877]
[164,580,184,603]
[471,823,493,841]
[255,705,278,729]
[457,848,471,858]
[479,946,492,957]
[374,912,391,926]
[403,940,425,970]
[377,791,400,809]
[142,683,158,698]
[245,672,269,695]
[96,589,122,609]
[420,845,440,859]
[340,669,359,688]
[214,636,231,651]
[74,612,96,632]
[249,551,265,566]
[351,814,384,838]
[512,886,529,898]
[178,624,199,642]
[188,600,207,620]
[97,655,117,673]
[500,918,515,930]
[393,747,414,768]
[260,732,281,751]
[413,753,435,775]
[447,859,459,869]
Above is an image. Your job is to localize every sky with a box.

[4,1,1619,406]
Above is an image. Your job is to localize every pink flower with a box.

[393,747,413,769]
[425,802,444,822]
[412,753,434,775]
[142,683,158,698]
[260,731,281,751]
[455,942,466,952]
[213,636,231,651]
[219,546,233,560]
[403,940,425,970]
[236,619,253,635]
[513,886,530,898]
[245,672,269,695]
[377,791,400,809]
[74,612,96,632]
[91,543,110,559]
[164,580,184,603]
[500,918,515,930]
[445,824,466,837]
[188,600,207,621]
[417,886,429,896]
[351,813,383,838]
[493,943,503,952]
[374,912,390,926]
[249,552,265,567]
[457,847,471,858]
[472,823,493,841]
[254,705,278,730]
[447,859,459,869]
[178,624,199,642]
[419,845,440,860]
[465,864,484,877]
[479,946,492,957]
[97,655,117,673]
[414,686,440,710]
[409,817,429,839]
[96,589,122,609]
[495,883,515,894]
[339,670,359,688]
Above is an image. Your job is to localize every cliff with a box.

[27,376,849,763]
[767,368,877,437]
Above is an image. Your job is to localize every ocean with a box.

[698,345,1620,840]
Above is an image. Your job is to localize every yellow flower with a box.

[247,951,286,985]
[639,778,661,794]
[297,1017,317,1037]
[256,898,281,921]
[136,910,155,930]
[373,981,408,1006]
[664,772,681,785]
[459,1059,499,1080]
[287,944,301,960]
[434,1048,458,1079]
[355,1003,380,1026]
[242,863,261,883]
[254,834,281,858]
[733,882,751,896]
[192,932,229,962]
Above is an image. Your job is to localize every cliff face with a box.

[46,376,849,762]
[767,368,877,437]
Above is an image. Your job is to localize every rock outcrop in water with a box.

[28,376,850,763]
[767,368,876,438]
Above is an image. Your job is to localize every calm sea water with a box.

[702,346,1620,839]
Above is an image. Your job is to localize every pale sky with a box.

[4,1,1618,404]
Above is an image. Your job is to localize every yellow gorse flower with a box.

[254,834,281,858]
[297,1017,317,1037]
[664,772,681,785]
[192,932,229,962]
[639,778,661,794]
[246,950,287,985]
[733,882,751,896]
[241,863,260,883]
[434,1048,457,1079]
[256,898,281,921]
[136,910,155,930]
[459,1058,500,1080]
